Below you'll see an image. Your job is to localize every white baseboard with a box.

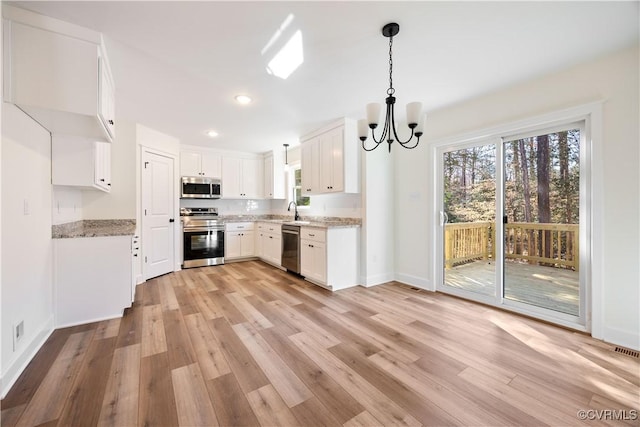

[1,315,54,399]
[602,325,640,351]
[55,312,123,330]
[360,272,395,287]
[394,272,434,291]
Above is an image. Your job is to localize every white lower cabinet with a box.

[300,227,358,290]
[225,222,255,259]
[256,222,282,266]
[54,236,132,327]
[301,237,326,284]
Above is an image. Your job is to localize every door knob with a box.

[169,218,175,223]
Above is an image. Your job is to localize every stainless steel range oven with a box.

[181,207,224,268]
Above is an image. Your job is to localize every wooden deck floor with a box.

[2,261,637,426]
[445,260,579,315]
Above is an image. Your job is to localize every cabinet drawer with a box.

[266,223,281,233]
[257,222,281,233]
[301,227,326,243]
[225,222,254,232]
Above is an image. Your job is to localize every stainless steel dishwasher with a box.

[281,224,300,274]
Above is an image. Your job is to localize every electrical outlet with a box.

[23,199,30,215]
[13,321,24,351]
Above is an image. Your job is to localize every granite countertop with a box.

[220,215,361,229]
[53,219,137,239]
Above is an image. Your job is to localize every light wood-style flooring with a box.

[2,260,638,426]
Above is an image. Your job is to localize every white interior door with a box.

[142,150,175,280]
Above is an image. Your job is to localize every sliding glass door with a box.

[503,125,582,317]
[437,121,587,328]
[442,143,497,299]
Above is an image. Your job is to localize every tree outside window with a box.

[292,166,310,206]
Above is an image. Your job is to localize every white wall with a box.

[394,45,640,349]
[52,187,83,225]
[0,9,4,392]
[360,145,395,286]
[1,104,55,397]
[83,118,136,219]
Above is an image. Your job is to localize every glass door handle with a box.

[440,211,449,226]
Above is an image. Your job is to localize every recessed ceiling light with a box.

[206,130,219,138]
[235,95,252,105]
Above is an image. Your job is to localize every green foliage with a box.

[444,129,580,224]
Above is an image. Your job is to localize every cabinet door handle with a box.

[309,244,314,248]
[100,178,105,182]
[108,119,114,125]
[169,218,175,223]
[308,234,315,237]
[107,183,111,186]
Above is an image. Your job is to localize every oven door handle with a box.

[183,227,224,232]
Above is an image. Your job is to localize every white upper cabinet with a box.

[319,126,345,193]
[180,151,221,178]
[222,156,263,199]
[52,135,111,192]
[301,137,321,195]
[98,51,116,139]
[264,150,286,199]
[301,118,359,195]
[3,6,115,141]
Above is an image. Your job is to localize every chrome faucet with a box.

[287,201,300,221]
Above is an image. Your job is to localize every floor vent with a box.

[410,287,421,292]
[613,346,640,358]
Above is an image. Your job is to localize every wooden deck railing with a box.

[445,222,579,271]
[444,222,493,269]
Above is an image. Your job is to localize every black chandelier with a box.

[358,23,425,152]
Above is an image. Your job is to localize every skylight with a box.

[266,30,304,80]
[262,14,304,80]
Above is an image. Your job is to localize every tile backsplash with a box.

[180,198,272,215]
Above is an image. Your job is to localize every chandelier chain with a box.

[387,35,395,95]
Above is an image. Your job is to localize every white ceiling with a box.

[7,1,639,153]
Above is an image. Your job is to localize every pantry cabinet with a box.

[52,135,111,192]
[300,118,359,195]
[3,6,115,141]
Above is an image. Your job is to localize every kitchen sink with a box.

[285,220,311,225]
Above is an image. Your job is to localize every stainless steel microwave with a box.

[181,176,221,199]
